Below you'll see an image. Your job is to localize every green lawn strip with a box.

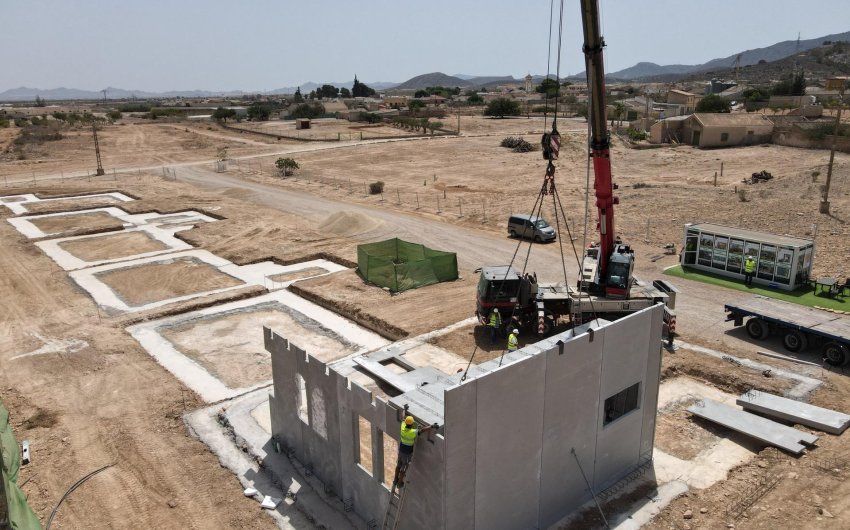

[663,265,849,311]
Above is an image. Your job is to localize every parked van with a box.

[507,214,556,242]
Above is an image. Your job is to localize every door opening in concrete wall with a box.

[356,414,373,476]
[603,382,640,426]
[381,430,398,488]
[295,373,309,424]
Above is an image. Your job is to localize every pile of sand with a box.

[318,210,383,237]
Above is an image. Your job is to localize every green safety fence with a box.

[357,238,458,293]
[1,400,42,530]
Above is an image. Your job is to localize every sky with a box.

[3,0,850,92]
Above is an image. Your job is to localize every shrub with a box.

[369,181,385,194]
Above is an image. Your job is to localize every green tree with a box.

[290,103,324,119]
[352,75,376,97]
[275,157,299,176]
[695,94,731,113]
[612,102,626,125]
[484,97,521,118]
[293,87,304,103]
[213,107,237,122]
[247,103,271,121]
[536,78,559,99]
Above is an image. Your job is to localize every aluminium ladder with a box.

[381,480,409,530]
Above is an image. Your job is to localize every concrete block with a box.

[737,391,850,435]
[688,399,818,455]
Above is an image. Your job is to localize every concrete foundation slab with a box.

[69,248,344,314]
[0,192,134,215]
[7,206,216,239]
[129,289,389,402]
[688,399,818,454]
[737,391,850,435]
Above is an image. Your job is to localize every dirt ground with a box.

[3,113,850,529]
[96,257,244,307]
[27,210,124,236]
[22,194,128,214]
[59,230,167,261]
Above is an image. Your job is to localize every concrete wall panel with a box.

[594,308,656,490]
[444,379,478,530]
[538,332,604,528]
[474,353,546,530]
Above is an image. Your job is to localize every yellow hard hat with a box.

[404,416,414,425]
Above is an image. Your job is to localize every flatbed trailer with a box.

[724,295,850,366]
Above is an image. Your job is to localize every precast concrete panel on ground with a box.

[474,353,547,530]
[737,391,850,435]
[538,330,604,528]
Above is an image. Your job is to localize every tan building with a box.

[666,89,701,114]
[682,113,773,148]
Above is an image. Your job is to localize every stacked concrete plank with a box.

[687,399,818,455]
[737,392,850,435]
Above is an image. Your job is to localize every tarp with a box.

[1,399,42,530]
[357,238,458,293]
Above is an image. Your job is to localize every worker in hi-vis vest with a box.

[488,308,502,343]
[393,416,435,487]
[507,328,519,352]
[744,255,756,287]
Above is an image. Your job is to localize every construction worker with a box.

[393,416,434,487]
[488,308,502,343]
[507,328,519,352]
[744,255,756,286]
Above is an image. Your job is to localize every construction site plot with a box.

[128,290,390,402]
[0,191,135,215]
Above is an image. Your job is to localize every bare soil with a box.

[23,194,126,214]
[267,266,329,284]
[161,305,357,389]
[291,269,475,340]
[58,230,167,261]
[27,210,123,236]
[95,257,244,306]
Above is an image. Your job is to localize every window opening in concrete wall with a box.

[381,430,398,488]
[311,387,327,439]
[603,382,640,426]
[356,414,373,476]
[295,373,309,424]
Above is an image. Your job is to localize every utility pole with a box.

[92,123,105,176]
[820,87,846,215]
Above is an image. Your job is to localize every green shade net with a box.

[1,400,42,530]
[357,238,458,293]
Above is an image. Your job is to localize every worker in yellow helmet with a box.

[393,415,435,487]
[507,328,519,352]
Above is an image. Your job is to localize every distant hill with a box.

[393,72,470,90]
[603,29,850,81]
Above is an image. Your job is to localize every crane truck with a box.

[476,0,677,334]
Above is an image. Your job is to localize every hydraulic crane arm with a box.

[579,0,632,298]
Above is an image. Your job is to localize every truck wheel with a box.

[745,318,769,340]
[823,342,849,367]
[782,330,808,352]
